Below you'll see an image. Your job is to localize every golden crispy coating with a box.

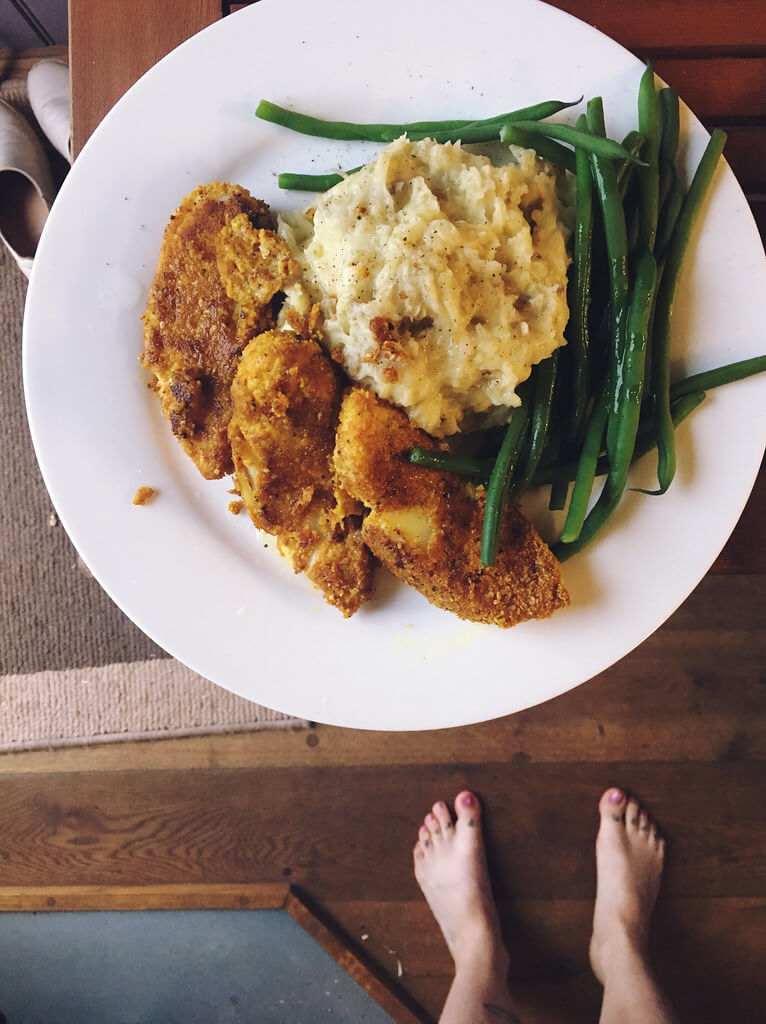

[229,330,375,618]
[334,388,569,627]
[217,214,301,338]
[132,486,155,506]
[141,182,299,479]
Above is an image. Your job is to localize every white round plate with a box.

[24,0,766,730]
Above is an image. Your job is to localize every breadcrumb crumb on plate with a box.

[132,486,155,506]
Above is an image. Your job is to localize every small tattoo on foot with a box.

[424,839,430,848]
[611,814,623,822]
[467,819,475,828]
[484,1003,521,1023]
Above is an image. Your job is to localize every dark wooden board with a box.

[654,56,766,120]
[550,0,766,55]
[716,124,766,193]
[0,759,763,900]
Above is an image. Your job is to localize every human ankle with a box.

[452,928,510,979]
[593,927,650,982]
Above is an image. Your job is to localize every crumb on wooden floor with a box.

[133,486,155,506]
[228,499,245,515]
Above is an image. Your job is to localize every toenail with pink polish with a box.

[608,788,623,803]
[460,793,474,807]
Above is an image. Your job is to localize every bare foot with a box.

[589,788,666,985]
[413,791,508,973]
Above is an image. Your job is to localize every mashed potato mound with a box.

[278,137,570,437]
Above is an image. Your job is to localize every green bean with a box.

[548,369,571,510]
[556,247,657,554]
[501,125,577,173]
[626,203,640,255]
[480,398,530,567]
[670,355,766,401]
[586,98,630,452]
[408,370,722,495]
[512,354,558,498]
[655,88,682,256]
[612,248,658,481]
[553,475,616,559]
[637,64,660,251]
[409,98,583,141]
[654,164,684,258]
[408,448,492,480]
[568,113,594,439]
[501,120,647,164]
[659,89,680,166]
[534,391,706,487]
[658,88,680,210]
[552,392,702,561]
[652,128,727,494]
[548,467,570,510]
[256,97,582,144]
[559,393,609,543]
[616,131,645,199]
[277,165,363,192]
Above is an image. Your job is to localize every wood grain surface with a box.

[22,3,766,1023]
[0,882,290,911]
[69,0,221,155]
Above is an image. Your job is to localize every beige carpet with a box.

[0,79,306,750]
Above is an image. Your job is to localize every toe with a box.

[454,790,481,833]
[425,812,442,840]
[638,810,651,836]
[432,800,453,832]
[598,787,627,825]
[419,825,433,851]
[626,799,641,831]
[413,840,424,861]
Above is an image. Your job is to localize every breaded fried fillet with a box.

[334,388,569,626]
[141,182,299,479]
[229,330,375,617]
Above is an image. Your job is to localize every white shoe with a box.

[0,100,55,278]
[28,59,71,163]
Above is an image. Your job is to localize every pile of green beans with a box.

[474,71,760,567]
[256,81,766,566]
